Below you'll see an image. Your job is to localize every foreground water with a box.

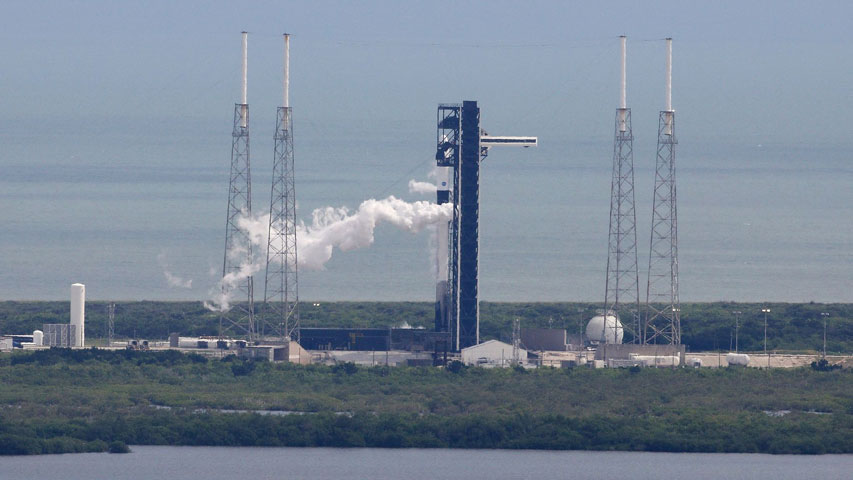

[3,446,852,480]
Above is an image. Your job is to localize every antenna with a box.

[620,35,627,110]
[663,38,673,135]
[283,33,290,108]
[665,37,672,112]
[241,32,248,104]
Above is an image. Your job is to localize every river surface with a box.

[2,446,851,480]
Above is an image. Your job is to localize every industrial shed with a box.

[461,340,527,367]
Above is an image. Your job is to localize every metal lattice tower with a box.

[435,105,461,348]
[644,38,680,344]
[262,34,299,343]
[107,303,115,346]
[220,31,255,340]
[511,318,521,365]
[603,36,641,344]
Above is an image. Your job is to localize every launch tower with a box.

[434,101,536,350]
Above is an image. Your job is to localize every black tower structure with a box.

[435,101,536,351]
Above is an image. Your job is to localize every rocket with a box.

[435,167,451,332]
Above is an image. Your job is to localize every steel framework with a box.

[220,32,255,341]
[434,102,481,350]
[604,107,641,344]
[511,318,521,365]
[107,303,115,346]
[435,104,462,349]
[644,109,679,344]
[220,101,255,340]
[261,34,299,344]
[262,105,299,342]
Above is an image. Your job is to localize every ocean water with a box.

[2,446,851,480]
[1,115,851,303]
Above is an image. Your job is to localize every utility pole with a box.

[732,310,741,353]
[761,308,770,367]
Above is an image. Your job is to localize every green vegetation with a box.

[1,349,851,455]
[1,301,851,353]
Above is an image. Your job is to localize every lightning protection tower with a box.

[262,33,299,343]
[644,38,680,344]
[603,36,641,344]
[221,31,255,340]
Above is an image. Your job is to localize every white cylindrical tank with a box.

[71,283,85,347]
[32,330,44,346]
[586,314,623,344]
[726,353,750,366]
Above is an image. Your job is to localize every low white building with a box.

[461,340,527,367]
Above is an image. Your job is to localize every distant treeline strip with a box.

[1,301,851,353]
[1,348,851,455]
[2,409,850,456]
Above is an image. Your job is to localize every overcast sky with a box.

[3,1,852,147]
[2,1,851,302]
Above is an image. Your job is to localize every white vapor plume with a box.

[203,196,451,311]
[157,253,193,289]
[298,196,452,271]
[203,258,261,313]
[408,179,437,195]
[202,214,265,313]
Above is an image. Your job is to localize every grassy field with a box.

[1,349,851,455]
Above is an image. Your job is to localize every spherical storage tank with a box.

[586,314,623,344]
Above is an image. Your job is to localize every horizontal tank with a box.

[630,354,680,367]
[726,353,750,366]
